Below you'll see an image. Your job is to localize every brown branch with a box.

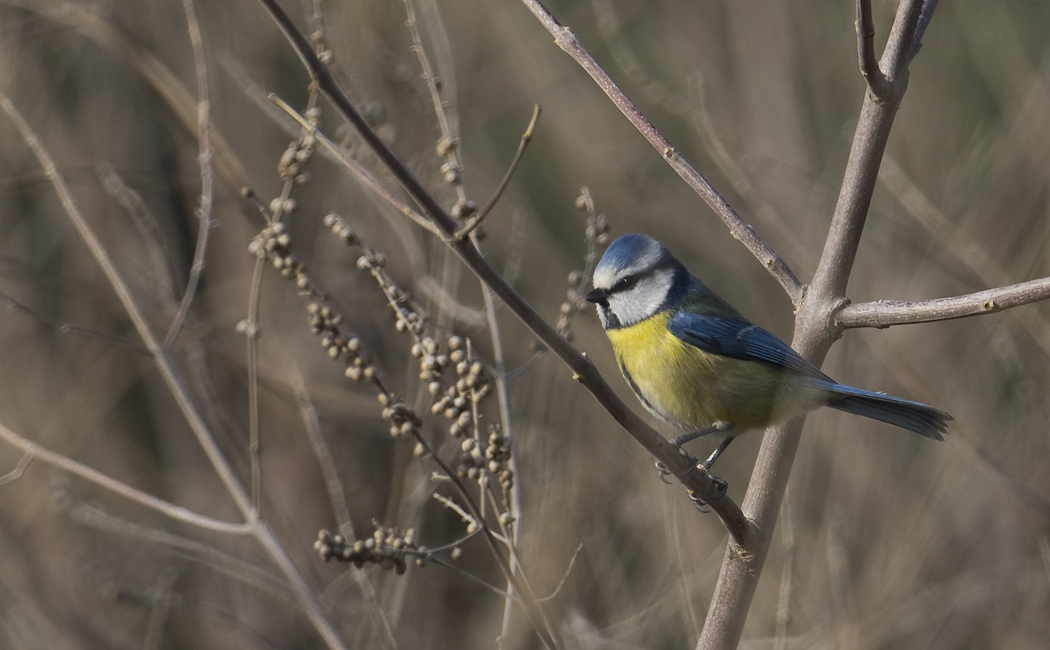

[518,0,803,305]
[455,104,541,240]
[836,277,1050,329]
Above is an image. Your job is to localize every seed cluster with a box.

[249,221,310,289]
[456,425,514,492]
[277,107,320,185]
[315,526,422,574]
[250,220,423,440]
[428,336,491,438]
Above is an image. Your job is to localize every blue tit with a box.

[585,233,950,470]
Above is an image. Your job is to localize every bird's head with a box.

[585,233,688,329]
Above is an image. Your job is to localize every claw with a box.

[655,460,673,484]
[688,490,712,513]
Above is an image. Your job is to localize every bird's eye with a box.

[613,275,639,293]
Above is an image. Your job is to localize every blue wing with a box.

[666,311,830,380]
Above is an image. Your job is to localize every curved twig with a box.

[268,94,442,236]
[455,105,542,240]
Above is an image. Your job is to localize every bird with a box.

[584,233,950,472]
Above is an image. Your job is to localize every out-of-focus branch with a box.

[14,0,250,193]
[836,277,1050,329]
[518,0,803,305]
[165,0,214,348]
[0,90,349,650]
[0,420,252,534]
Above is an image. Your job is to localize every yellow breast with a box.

[605,312,795,431]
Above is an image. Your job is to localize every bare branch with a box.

[0,89,255,522]
[15,0,250,192]
[857,0,890,98]
[837,277,1050,329]
[165,0,214,348]
[518,0,803,305]
[0,420,252,534]
[455,105,541,240]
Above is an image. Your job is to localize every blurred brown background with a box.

[1,1,1048,648]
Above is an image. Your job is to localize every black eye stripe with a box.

[612,275,639,293]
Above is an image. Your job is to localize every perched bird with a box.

[585,233,950,471]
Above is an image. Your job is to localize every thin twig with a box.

[455,105,541,240]
[165,0,214,348]
[0,288,150,354]
[0,420,252,533]
[246,256,265,512]
[536,543,584,602]
[911,0,940,62]
[836,276,1050,329]
[292,373,401,650]
[292,372,354,535]
[13,0,251,192]
[403,0,468,206]
[97,163,179,299]
[857,0,890,98]
[518,0,803,304]
[0,90,254,517]
[0,452,32,486]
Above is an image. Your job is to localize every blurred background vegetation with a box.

[1,0,1049,648]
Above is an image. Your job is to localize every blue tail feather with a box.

[819,382,950,441]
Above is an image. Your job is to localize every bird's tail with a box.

[819,382,951,441]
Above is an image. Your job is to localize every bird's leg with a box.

[701,435,734,471]
[671,421,734,447]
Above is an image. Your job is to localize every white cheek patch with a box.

[606,267,675,327]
